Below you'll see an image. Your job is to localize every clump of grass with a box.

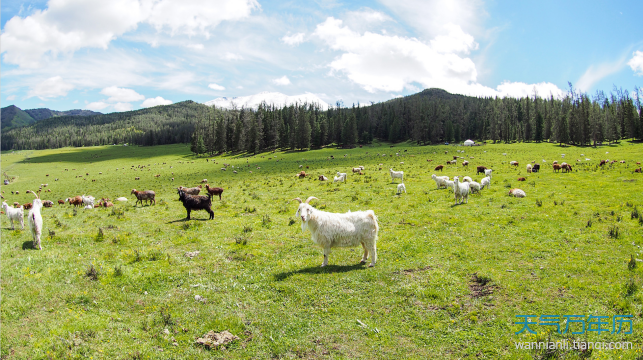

[626,201,633,207]
[535,199,542,207]
[244,206,256,213]
[234,235,247,245]
[501,204,507,209]
[288,217,296,226]
[262,214,272,228]
[616,215,622,222]
[624,278,638,297]
[114,265,123,277]
[628,255,637,271]
[251,192,260,200]
[351,195,359,201]
[608,225,619,239]
[53,217,63,228]
[243,225,252,233]
[85,264,99,281]
[95,227,104,242]
[148,249,164,261]
[72,208,78,216]
[133,250,142,262]
[586,219,592,228]
[159,306,175,326]
[631,206,640,220]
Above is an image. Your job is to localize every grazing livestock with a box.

[517,177,526,181]
[434,165,444,171]
[509,188,526,198]
[42,200,54,207]
[396,183,406,194]
[469,181,481,193]
[600,160,607,166]
[293,196,379,267]
[23,203,33,210]
[318,175,328,181]
[82,195,95,207]
[462,176,472,183]
[201,179,208,183]
[297,171,307,178]
[13,202,20,207]
[453,176,469,205]
[116,197,128,202]
[562,164,572,173]
[205,184,224,200]
[553,164,562,172]
[131,189,156,206]
[476,166,487,175]
[526,164,532,173]
[480,176,491,189]
[462,161,469,167]
[532,164,541,173]
[2,201,24,229]
[352,167,361,173]
[389,169,403,183]
[67,196,83,207]
[178,186,201,195]
[57,199,65,205]
[27,191,44,249]
[177,189,214,220]
[484,169,493,178]
[635,168,642,173]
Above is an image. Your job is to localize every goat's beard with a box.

[300,218,308,233]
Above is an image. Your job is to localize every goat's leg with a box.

[321,247,330,267]
[34,232,42,250]
[360,242,369,263]
[186,209,191,220]
[367,243,377,267]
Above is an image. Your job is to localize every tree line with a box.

[2,86,641,153]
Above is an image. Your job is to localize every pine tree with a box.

[534,112,543,142]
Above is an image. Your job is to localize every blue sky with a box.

[1,0,642,112]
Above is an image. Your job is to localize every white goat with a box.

[115,197,128,202]
[526,164,533,173]
[469,181,481,193]
[27,191,43,250]
[444,180,455,191]
[389,169,403,183]
[453,176,469,204]
[509,188,526,198]
[2,201,24,229]
[82,195,95,207]
[431,174,449,189]
[484,169,493,178]
[396,183,406,194]
[293,197,379,267]
[480,176,491,189]
[462,176,472,183]
[333,175,344,183]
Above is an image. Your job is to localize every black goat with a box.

[177,189,213,220]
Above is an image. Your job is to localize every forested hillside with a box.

[3,87,642,152]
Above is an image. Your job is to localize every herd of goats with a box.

[1,151,641,267]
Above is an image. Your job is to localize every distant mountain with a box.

[1,105,36,130]
[1,105,101,130]
[204,91,329,110]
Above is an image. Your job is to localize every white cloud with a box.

[100,86,145,102]
[208,83,225,91]
[495,81,564,99]
[576,57,627,92]
[114,102,133,112]
[628,51,643,76]
[141,96,173,108]
[186,43,205,51]
[86,101,110,111]
[272,76,291,86]
[6,95,16,101]
[281,33,305,46]
[1,0,260,68]
[222,52,243,61]
[27,76,74,99]
[430,23,478,54]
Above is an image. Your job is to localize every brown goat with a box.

[562,164,572,173]
[476,166,487,175]
[297,171,307,178]
[517,177,526,181]
[434,165,444,171]
[23,203,33,210]
[131,189,156,206]
[600,160,606,166]
[462,161,469,167]
[67,196,83,207]
[205,184,224,200]
[42,200,54,207]
[553,164,562,172]
[635,168,642,173]
[58,199,65,205]
[13,202,20,207]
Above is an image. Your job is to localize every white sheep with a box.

[526,164,533,173]
[480,176,491,189]
[2,201,24,230]
[115,197,128,202]
[509,188,526,198]
[484,169,492,178]
[27,191,43,250]
[469,181,481,193]
[453,176,469,204]
[396,183,406,194]
[336,172,347,182]
[431,174,449,189]
[333,175,344,183]
[462,176,472,183]
[389,169,403,183]
[293,197,379,267]
[444,180,455,191]
[82,195,95,207]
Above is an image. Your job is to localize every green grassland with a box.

[2,141,643,359]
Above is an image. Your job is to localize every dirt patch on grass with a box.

[469,273,497,298]
[396,265,433,275]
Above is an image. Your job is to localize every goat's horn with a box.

[305,196,318,204]
[30,190,39,199]
[291,197,302,203]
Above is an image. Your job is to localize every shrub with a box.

[85,264,99,281]
[608,225,619,239]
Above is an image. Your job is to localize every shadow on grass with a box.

[22,241,36,250]
[166,218,211,223]
[274,263,366,281]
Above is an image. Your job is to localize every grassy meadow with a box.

[2,141,643,359]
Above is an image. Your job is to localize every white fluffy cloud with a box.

[222,52,243,61]
[27,76,75,99]
[1,0,260,68]
[281,33,305,46]
[272,76,291,85]
[495,81,564,98]
[6,95,16,101]
[430,23,478,54]
[186,43,205,51]
[100,86,145,102]
[114,102,133,112]
[628,51,643,76]
[208,83,226,91]
[141,96,173,108]
[86,101,110,111]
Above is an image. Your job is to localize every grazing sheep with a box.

[476,166,487,175]
[510,161,519,166]
[201,179,208,183]
[469,181,481,193]
[480,176,491,189]
[66,196,83,207]
[115,197,128,202]
[396,183,406,194]
[204,184,224,200]
[444,180,455,191]
[177,189,213,220]
[600,160,607,166]
[336,172,347,181]
[23,203,33,210]
[462,176,472,183]
[517,177,526,181]
[82,195,95,207]
[634,168,641,173]
[42,200,54,207]
[178,186,201,195]
[526,164,532,173]
[293,196,379,267]
[553,164,562,172]
[131,189,156,206]
[99,199,114,207]
[84,204,94,209]
[297,171,307,178]
[532,164,541,173]
[13,202,20,207]
[57,199,65,205]
[562,164,572,173]
[453,176,469,205]
[27,192,44,249]
[432,174,449,189]
[2,201,24,229]
[434,165,444,171]
[352,167,361,173]
[333,175,344,183]
[389,169,403,183]
[135,177,140,180]
[462,161,469,167]
[319,175,328,181]
[553,161,558,164]
[484,169,492,178]
[509,188,526,198]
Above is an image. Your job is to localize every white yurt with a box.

[463,139,475,146]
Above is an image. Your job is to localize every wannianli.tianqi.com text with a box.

[515,340,633,351]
